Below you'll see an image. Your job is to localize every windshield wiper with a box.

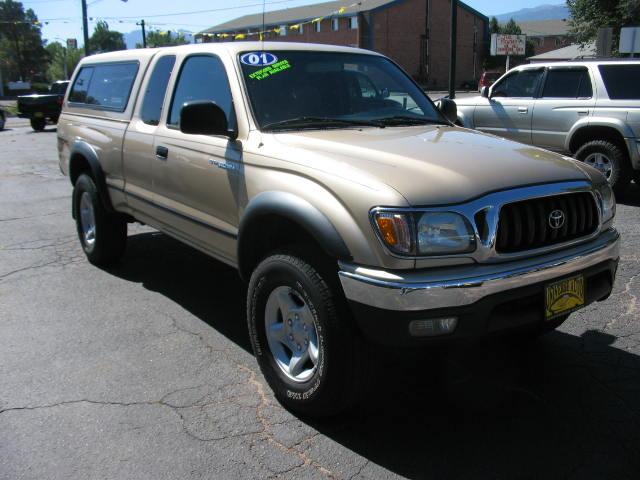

[374,116,449,126]
[262,116,382,131]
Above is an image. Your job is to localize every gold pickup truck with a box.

[57,42,619,417]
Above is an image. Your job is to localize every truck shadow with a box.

[617,181,640,207]
[110,231,640,479]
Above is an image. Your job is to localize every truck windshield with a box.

[239,51,445,131]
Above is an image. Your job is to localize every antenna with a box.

[261,0,266,49]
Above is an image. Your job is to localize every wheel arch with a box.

[69,141,114,218]
[237,192,352,281]
[567,122,630,155]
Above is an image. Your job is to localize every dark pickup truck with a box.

[17,80,69,131]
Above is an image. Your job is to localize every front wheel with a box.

[247,251,368,417]
[73,173,127,266]
[576,140,631,194]
[30,117,46,132]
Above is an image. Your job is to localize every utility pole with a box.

[81,0,90,56]
[448,0,457,99]
[137,19,147,48]
[63,47,68,79]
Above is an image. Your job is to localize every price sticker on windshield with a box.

[240,52,278,67]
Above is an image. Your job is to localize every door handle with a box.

[577,110,589,116]
[518,107,528,114]
[155,146,168,160]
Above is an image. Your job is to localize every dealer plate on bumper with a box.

[545,275,585,320]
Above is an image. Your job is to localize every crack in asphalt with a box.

[0,237,76,251]
[604,271,640,331]
[0,210,65,222]
[159,312,334,477]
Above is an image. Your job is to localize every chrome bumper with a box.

[339,229,619,312]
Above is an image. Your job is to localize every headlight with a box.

[597,183,616,224]
[416,212,476,254]
[372,210,476,256]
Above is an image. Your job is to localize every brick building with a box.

[197,0,488,88]
[518,19,573,56]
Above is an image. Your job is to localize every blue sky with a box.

[23,0,554,45]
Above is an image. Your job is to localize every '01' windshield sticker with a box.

[248,59,292,81]
[240,52,278,66]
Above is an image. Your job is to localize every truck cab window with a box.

[168,55,235,127]
[141,55,176,125]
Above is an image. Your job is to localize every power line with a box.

[94,0,304,20]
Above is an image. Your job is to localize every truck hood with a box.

[270,126,589,206]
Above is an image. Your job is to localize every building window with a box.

[349,16,358,30]
[279,25,287,36]
[332,18,339,31]
[315,20,321,33]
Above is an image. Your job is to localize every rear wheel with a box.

[247,250,368,417]
[576,140,631,194]
[30,117,46,132]
[0,113,5,131]
[73,173,127,266]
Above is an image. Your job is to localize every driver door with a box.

[473,68,544,144]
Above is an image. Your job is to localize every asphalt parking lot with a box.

[1,119,639,480]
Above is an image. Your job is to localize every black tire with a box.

[575,140,632,194]
[73,173,127,266]
[0,113,5,131]
[247,251,368,417]
[30,117,46,132]
[633,171,640,185]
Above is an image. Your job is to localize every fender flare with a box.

[566,118,632,153]
[237,191,352,279]
[69,140,114,217]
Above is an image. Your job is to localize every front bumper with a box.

[339,229,619,346]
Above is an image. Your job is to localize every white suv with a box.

[454,60,640,193]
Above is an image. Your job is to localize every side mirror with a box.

[435,97,457,124]
[180,101,237,140]
[480,86,489,98]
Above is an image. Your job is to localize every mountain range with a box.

[494,3,570,22]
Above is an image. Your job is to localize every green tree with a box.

[137,30,189,48]
[0,0,49,81]
[568,0,640,53]
[88,20,126,53]
[489,16,500,34]
[45,42,83,80]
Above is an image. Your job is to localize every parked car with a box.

[17,80,70,131]
[478,70,502,91]
[58,43,619,417]
[455,60,640,193]
[0,108,5,131]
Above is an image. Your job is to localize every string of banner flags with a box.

[1,0,371,37]
[198,0,370,41]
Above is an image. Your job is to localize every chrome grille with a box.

[495,192,599,254]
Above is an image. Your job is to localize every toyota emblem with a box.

[548,209,565,229]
